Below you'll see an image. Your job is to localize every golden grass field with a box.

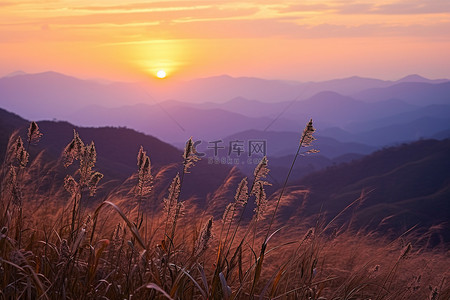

[0,121,448,299]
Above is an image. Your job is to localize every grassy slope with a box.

[290,139,450,241]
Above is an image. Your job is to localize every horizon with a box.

[2,69,449,84]
[1,1,450,82]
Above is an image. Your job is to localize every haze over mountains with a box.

[2,71,449,185]
[1,71,449,158]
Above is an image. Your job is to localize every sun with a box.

[156,70,166,79]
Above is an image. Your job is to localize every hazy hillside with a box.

[66,103,299,143]
[282,91,418,128]
[221,129,376,158]
[351,117,450,146]
[0,71,150,120]
[278,139,450,242]
[354,81,450,105]
[0,108,238,205]
[151,74,449,103]
[346,104,450,133]
[62,91,450,148]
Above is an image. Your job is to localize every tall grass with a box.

[0,120,448,299]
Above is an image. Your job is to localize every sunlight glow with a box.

[156,70,167,78]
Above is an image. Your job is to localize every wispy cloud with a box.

[1,0,449,81]
[163,19,450,39]
[69,1,216,13]
[0,2,16,7]
[336,3,376,15]
[276,3,334,14]
[48,7,258,25]
[2,13,450,43]
[372,0,450,15]
[335,0,450,15]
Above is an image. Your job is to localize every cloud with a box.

[277,1,450,15]
[374,1,450,14]
[2,0,450,44]
[336,0,450,15]
[336,3,375,14]
[69,1,218,13]
[0,2,16,7]
[136,18,450,40]
[276,3,332,13]
[2,15,450,44]
[7,6,259,27]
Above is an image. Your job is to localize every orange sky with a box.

[1,0,450,82]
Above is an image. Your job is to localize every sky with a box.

[1,0,450,82]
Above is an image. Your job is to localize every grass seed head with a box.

[27,121,43,145]
[302,119,316,148]
[400,242,412,260]
[164,174,181,221]
[7,166,22,206]
[253,156,269,182]
[183,137,201,173]
[64,175,79,196]
[88,172,103,196]
[253,180,268,221]
[137,146,146,169]
[222,203,236,224]
[14,136,29,168]
[63,130,84,167]
[234,177,249,206]
[195,217,213,256]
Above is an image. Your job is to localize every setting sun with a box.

[156,70,167,79]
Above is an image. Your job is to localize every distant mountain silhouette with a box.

[352,117,450,146]
[66,103,299,143]
[160,74,448,103]
[220,129,375,158]
[2,71,448,120]
[283,91,417,128]
[354,81,450,105]
[347,104,450,133]
[186,97,284,118]
[62,89,449,148]
[159,75,304,103]
[0,71,151,120]
[4,70,27,78]
[396,74,449,84]
[1,71,449,151]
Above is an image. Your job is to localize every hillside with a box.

[279,139,450,243]
[354,81,450,105]
[0,108,238,208]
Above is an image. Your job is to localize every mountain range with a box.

[1,71,449,180]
